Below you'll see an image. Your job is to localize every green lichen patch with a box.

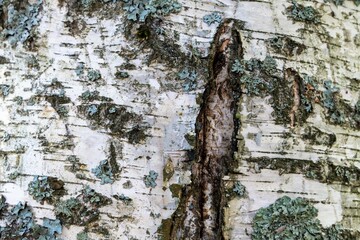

[286,0,321,24]
[92,159,116,184]
[79,90,113,103]
[177,68,199,92]
[321,81,359,129]
[121,0,182,22]
[81,185,113,207]
[65,155,87,174]
[77,103,148,142]
[92,142,121,185]
[232,57,278,96]
[0,84,12,97]
[252,196,322,239]
[115,71,130,79]
[267,36,306,56]
[203,12,222,26]
[252,196,360,240]
[55,198,95,226]
[232,56,294,124]
[59,0,123,36]
[77,231,91,240]
[144,170,158,188]
[0,196,62,239]
[324,0,360,6]
[113,194,132,205]
[87,69,101,81]
[0,195,8,217]
[28,176,65,204]
[232,182,246,197]
[247,157,360,187]
[0,0,43,48]
[55,186,112,226]
[302,126,336,147]
[225,181,246,199]
[122,19,208,92]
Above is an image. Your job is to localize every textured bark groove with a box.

[168,19,243,240]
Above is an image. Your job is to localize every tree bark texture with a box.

[0,0,359,239]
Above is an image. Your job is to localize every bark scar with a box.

[168,19,244,240]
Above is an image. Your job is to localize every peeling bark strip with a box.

[287,69,301,128]
[168,20,243,240]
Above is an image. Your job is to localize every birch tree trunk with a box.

[0,0,359,239]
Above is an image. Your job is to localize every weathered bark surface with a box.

[0,0,359,239]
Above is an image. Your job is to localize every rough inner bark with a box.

[168,19,243,240]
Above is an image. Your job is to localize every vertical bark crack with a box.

[287,69,302,128]
[168,19,244,240]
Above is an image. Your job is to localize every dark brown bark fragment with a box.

[166,19,244,240]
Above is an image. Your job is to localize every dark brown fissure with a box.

[168,19,244,240]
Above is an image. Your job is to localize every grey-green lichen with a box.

[248,157,360,187]
[144,170,158,188]
[231,59,245,74]
[121,0,182,22]
[267,36,306,56]
[77,103,148,142]
[92,159,115,184]
[79,90,112,102]
[178,68,198,92]
[28,176,65,204]
[302,126,336,146]
[0,195,62,239]
[91,142,121,184]
[252,196,356,240]
[65,155,87,175]
[251,196,359,240]
[0,0,43,46]
[324,0,360,6]
[2,132,10,142]
[113,194,132,204]
[115,71,130,79]
[80,0,119,10]
[319,80,359,128]
[87,69,101,81]
[232,56,295,124]
[203,12,222,26]
[286,0,321,24]
[0,195,8,216]
[55,186,112,226]
[0,84,11,97]
[252,196,322,239]
[76,63,85,76]
[232,56,277,96]
[77,231,91,240]
[232,182,246,197]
